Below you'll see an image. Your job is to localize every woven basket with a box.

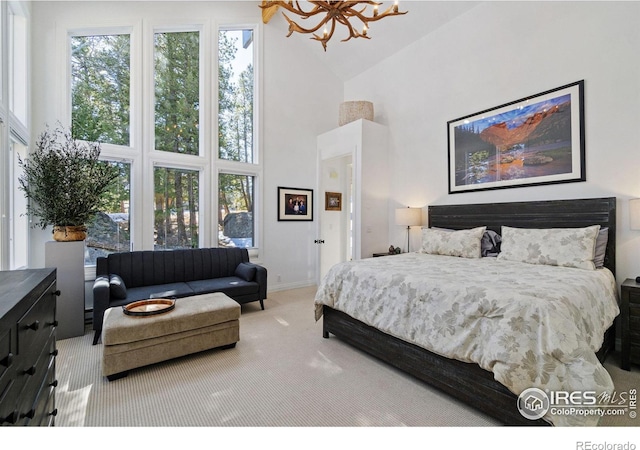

[53,225,87,242]
[339,101,374,126]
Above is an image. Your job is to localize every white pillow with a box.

[420,226,486,259]
[497,225,600,270]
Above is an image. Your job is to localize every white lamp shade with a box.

[395,207,422,227]
[630,198,640,230]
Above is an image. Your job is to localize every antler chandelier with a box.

[260,1,408,51]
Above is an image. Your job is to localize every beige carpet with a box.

[55,286,639,429]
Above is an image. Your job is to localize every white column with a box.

[45,241,85,339]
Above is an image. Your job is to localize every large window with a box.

[85,161,131,265]
[66,23,259,267]
[218,29,254,163]
[8,2,27,127]
[1,1,30,271]
[154,31,200,155]
[218,173,254,248]
[217,29,258,248]
[154,167,199,250]
[9,139,28,269]
[71,34,131,146]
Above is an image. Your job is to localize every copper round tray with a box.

[123,298,175,317]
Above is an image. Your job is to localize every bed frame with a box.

[321,197,617,426]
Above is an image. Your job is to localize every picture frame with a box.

[277,186,313,221]
[447,80,585,194]
[325,192,342,211]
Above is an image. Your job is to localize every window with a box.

[71,34,131,146]
[218,29,254,163]
[217,28,259,251]
[85,161,131,265]
[218,173,254,248]
[154,166,199,250]
[154,31,200,155]
[9,139,28,269]
[1,2,30,271]
[64,23,260,268]
[8,2,27,127]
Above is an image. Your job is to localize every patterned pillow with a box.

[497,225,601,270]
[420,226,486,259]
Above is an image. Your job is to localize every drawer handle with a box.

[49,408,58,417]
[0,352,13,368]
[50,349,59,357]
[25,320,40,331]
[53,290,61,296]
[50,379,58,388]
[1,411,18,425]
[21,409,35,420]
[24,365,36,376]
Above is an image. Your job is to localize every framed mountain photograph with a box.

[447,80,585,194]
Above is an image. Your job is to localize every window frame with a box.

[216,23,262,258]
[0,1,31,271]
[59,18,262,271]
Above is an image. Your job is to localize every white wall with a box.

[344,1,640,284]
[29,1,343,291]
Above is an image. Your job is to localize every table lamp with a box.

[395,207,422,253]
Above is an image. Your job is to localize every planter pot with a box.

[53,225,87,242]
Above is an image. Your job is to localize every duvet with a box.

[314,252,620,426]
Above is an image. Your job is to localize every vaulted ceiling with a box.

[262,1,480,81]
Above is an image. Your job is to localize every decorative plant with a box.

[18,124,120,239]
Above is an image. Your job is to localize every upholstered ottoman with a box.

[102,292,240,381]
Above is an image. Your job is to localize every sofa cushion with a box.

[103,248,252,287]
[123,282,195,303]
[109,274,127,299]
[235,262,256,281]
[186,277,259,298]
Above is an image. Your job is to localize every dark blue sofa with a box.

[92,247,267,344]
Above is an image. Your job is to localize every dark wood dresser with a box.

[621,278,640,370]
[0,268,58,426]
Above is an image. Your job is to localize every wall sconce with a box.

[395,207,422,252]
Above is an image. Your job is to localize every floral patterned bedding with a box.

[314,253,620,426]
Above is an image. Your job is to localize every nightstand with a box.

[620,278,640,370]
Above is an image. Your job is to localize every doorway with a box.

[319,154,353,282]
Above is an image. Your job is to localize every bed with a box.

[314,197,619,426]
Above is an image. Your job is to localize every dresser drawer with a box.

[629,290,640,305]
[30,357,56,426]
[15,335,56,425]
[0,329,13,385]
[17,285,56,360]
[0,378,19,426]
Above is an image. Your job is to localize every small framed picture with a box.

[278,186,313,221]
[325,192,342,211]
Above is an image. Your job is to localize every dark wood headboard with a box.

[428,197,616,275]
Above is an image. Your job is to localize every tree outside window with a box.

[71,34,130,146]
[154,167,199,250]
[155,31,200,155]
[219,29,254,163]
[85,162,131,265]
[218,173,253,248]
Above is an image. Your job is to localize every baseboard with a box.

[267,280,317,293]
